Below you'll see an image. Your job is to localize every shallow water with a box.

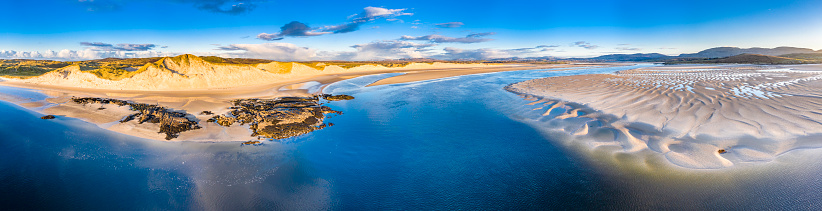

[2,65,821,210]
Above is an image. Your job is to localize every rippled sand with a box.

[506,64,822,169]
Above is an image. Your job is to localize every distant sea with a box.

[2,65,821,210]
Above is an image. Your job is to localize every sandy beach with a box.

[0,60,570,142]
[506,64,822,169]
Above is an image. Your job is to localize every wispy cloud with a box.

[257,21,332,41]
[435,45,556,60]
[435,22,464,28]
[258,6,412,41]
[400,32,495,43]
[343,40,436,60]
[616,47,641,51]
[78,0,266,14]
[214,40,435,61]
[572,41,599,49]
[215,43,317,61]
[536,45,560,48]
[80,42,158,51]
[181,0,263,15]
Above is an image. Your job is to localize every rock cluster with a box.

[207,96,345,139]
[69,94,353,141]
[40,115,56,119]
[72,97,201,140]
[321,94,355,101]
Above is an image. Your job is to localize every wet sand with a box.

[506,64,822,169]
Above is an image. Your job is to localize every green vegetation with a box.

[200,56,273,65]
[86,67,147,80]
[0,59,70,78]
[0,54,505,80]
[664,54,817,65]
[779,53,822,62]
[294,61,441,70]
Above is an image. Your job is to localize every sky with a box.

[1,0,822,61]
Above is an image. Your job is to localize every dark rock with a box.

[200,111,214,115]
[242,140,261,145]
[322,94,355,101]
[718,149,727,154]
[73,97,201,140]
[40,115,55,119]
[209,96,344,139]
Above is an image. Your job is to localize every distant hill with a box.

[779,53,822,62]
[584,53,671,61]
[678,47,816,58]
[578,47,822,64]
[665,54,809,65]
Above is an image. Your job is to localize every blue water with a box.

[3,65,822,210]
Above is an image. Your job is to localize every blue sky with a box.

[2,0,821,60]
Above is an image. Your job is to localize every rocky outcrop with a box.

[69,94,352,141]
[40,115,55,119]
[207,96,345,140]
[72,97,201,140]
[321,94,355,101]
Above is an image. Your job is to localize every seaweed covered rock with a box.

[242,140,261,145]
[322,94,355,101]
[208,96,343,139]
[73,97,201,140]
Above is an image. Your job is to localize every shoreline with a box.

[0,63,568,143]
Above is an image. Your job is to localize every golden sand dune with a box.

[0,56,562,142]
[507,65,822,169]
[10,54,496,91]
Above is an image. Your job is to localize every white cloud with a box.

[0,49,173,61]
[258,6,412,40]
[215,43,317,61]
[400,32,495,44]
[435,45,556,60]
[346,40,435,60]
[572,41,599,49]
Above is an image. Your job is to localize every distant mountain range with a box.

[678,47,818,58]
[668,54,810,65]
[481,46,820,63]
[505,46,822,63]
[581,53,672,62]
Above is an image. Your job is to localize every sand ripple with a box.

[506,65,822,169]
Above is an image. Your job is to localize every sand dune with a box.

[507,64,822,169]
[9,54,498,91]
[0,58,553,142]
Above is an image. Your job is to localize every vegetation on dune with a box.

[664,54,816,65]
[0,59,70,78]
[0,54,498,79]
[86,67,147,81]
[200,56,273,65]
[294,61,439,70]
[779,53,822,62]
